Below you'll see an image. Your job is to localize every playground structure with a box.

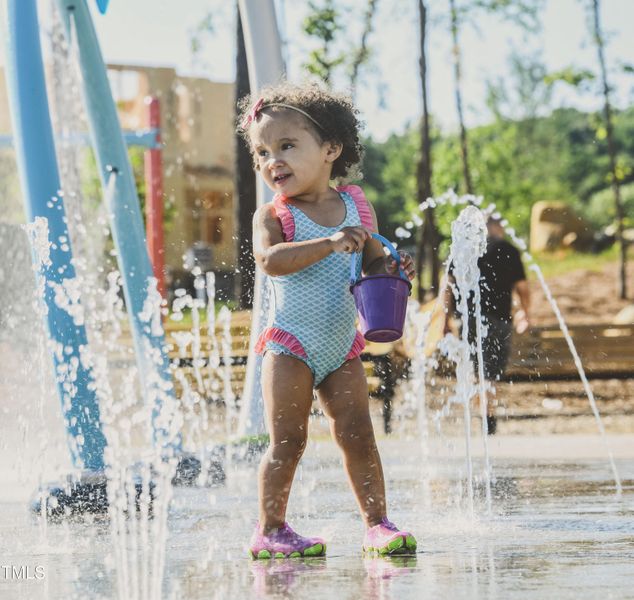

[2,0,293,516]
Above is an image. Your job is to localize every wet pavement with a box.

[1,434,633,599]
[2,218,633,597]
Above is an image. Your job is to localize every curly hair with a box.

[237,82,363,181]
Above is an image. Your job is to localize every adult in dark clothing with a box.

[442,217,531,434]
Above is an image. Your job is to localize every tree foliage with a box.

[301,0,378,89]
[360,104,634,253]
[302,0,347,84]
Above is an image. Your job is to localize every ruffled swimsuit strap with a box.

[273,194,295,241]
[335,185,375,231]
[336,185,375,363]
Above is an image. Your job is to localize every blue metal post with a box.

[4,0,106,471]
[55,0,178,452]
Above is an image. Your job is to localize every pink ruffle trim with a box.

[345,330,366,360]
[337,185,375,232]
[273,194,295,242]
[274,187,374,240]
[255,327,308,359]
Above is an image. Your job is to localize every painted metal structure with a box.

[5,0,275,477]
[144,97,166,297]
[5,0,179,483]
[0,130,161,149]
[54,0,177,451]
[3,0,106,470]
[236,0,285,438]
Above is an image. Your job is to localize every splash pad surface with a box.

[2,200,632,597]
[1,388,633,600]
[2,194,631,598]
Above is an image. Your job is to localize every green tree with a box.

[302,0,379,91]
[362,130,420,236]
[362,102,634,260]
[445,0,543,195]
[544,1,631,297]
[302,0,346,85]
[416,0,440,299]
[349,0,379,99]
[585,183,634,230]
[234,8,257,309]
[590,0,628,298]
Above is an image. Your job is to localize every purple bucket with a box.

[350,234,412,343]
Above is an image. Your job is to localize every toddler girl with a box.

[238,83,417,559]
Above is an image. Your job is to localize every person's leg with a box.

[316,357,387,527]
[481,326,499,421]
[258,353,314,532]
[317,357,417,554]
[481,318,513,434]
[468,315,495,428]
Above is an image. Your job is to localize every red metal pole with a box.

[144,96,165,297]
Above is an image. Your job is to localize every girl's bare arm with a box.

[253,204,370,276]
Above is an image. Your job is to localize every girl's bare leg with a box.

[258,353,314,533]
[316,357,387,527]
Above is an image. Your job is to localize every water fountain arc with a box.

[402,191,622,494]
[444,205,493,513]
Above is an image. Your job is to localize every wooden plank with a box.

[172,368,382,397]
[115,308,395,406]
[506,322,634,379]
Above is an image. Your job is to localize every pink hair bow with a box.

[241,97,265,130]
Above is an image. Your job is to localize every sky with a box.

[2,0,634,140]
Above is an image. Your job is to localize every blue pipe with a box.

[0,129,161,150]
[3,0,106,471]
[55,0,178,452]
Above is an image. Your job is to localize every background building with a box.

[0,64,238,299]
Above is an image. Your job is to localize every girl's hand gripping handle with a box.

[350,233,408,284]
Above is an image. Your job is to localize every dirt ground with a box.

[502,259,634,432]
[528,258,634,325]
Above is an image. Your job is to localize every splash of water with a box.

[28,11,234,597]
[23,217,55,534]
[401,300,434,509]
[91,171,180,599]
[528,265,622,494]
[444,206,492,514]
[401,190,622,495]
[205,272,221,402]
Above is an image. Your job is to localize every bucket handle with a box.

[350,233,407,284]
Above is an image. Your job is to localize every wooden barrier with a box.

[394,300,634,383]
[125,310,401,433]
[505,323,634,380]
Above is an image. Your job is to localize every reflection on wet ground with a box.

[1,438,633,599]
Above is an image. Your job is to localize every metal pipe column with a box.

[144,97,166,298]
[236,0,285,438]
[3,0,106,470]
[55,0,177,451]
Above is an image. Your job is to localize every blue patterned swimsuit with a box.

[255,185,375,386]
